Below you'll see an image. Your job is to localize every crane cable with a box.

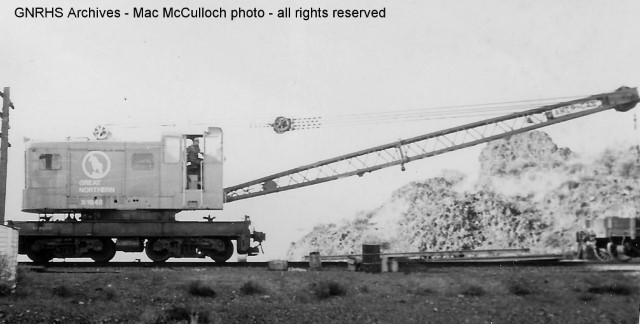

[254,95,587,133]
[98,94,589,133]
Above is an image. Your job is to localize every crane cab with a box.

[23,127,224,221]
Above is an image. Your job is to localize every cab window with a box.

[39,153,62,170]
[132,153,154,170]
[163,136,181,163]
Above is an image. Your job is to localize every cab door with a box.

[201,127,223,209]
[160,135,184,209]
[178,128,224,210]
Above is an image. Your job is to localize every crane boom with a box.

[224,87,639,203]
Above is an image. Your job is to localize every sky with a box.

[2,0,640,261]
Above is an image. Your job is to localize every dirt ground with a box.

[0,263,639,323]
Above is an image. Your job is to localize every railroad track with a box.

[16,254,584,270]
[18,254,640,273]
[19,261,346,270]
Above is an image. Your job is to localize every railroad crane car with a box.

[12,127,264,263]
[576,216,640,262]
[8,86,640,263]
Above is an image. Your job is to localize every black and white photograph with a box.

[0,0,639,323]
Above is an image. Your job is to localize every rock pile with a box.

[286,131,640,260]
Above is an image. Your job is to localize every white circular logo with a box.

[82,151,111,179]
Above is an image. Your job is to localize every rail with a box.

[302,248,532,261]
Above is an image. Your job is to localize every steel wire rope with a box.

[98,94,589,131]
[288,96,586,130]
[316,99,560,121]
[320,104,541,125]
[311,95,583,120]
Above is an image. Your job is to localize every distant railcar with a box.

[10,127,264,263]
[576,216,640,262]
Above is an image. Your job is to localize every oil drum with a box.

[361,244,381,273]
[309,251,322,270]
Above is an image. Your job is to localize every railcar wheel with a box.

[146,239,170,263]
[27,250,53,264]
[207,239,234,263]
[607,242,631,262]
[593,245,612,262]
[91,239,116,263]
[580,243,598,260]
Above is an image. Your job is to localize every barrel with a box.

[309,252,322,270]
[361,244,381,273]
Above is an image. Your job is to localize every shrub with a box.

[0,282,12,297]
[239,280,265,295]
[508,281,533,296]
[327,281,346,296]
[16,268,33,285]
[412,287,435,296]
[311,280,346,299]
[138,307,161,324]
[188,280,216,298]
[150,273,164,285]
[52,285,73,298]
[577,293,595,302]
[165,306,190,321]
[103,287,117,301]
[461,285,485,297]
[588,284,633,296]
[164,306,210,324]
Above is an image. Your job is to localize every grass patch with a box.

[100,287,117,301]
[239,280,266,295]
[412,287,435,296]
[577,293,595,302]
[0,282,12,297]
[4,266,639,323]
[16,268,34,285]
[187,280,217,298]
[293,291,313,304]
[461,285,485,297]
[358,285,370,294]
[52,285,73,298]
[311,280,347,299]
[508,281,533,296]
[166,306,190,321]
[150,273,165,285]
[92,286,117,301]
[163,306,210,324]
[587,284,633,296]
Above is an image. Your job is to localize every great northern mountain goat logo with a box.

[82,151,111,179]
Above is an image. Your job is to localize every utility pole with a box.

[0,87,13,224]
